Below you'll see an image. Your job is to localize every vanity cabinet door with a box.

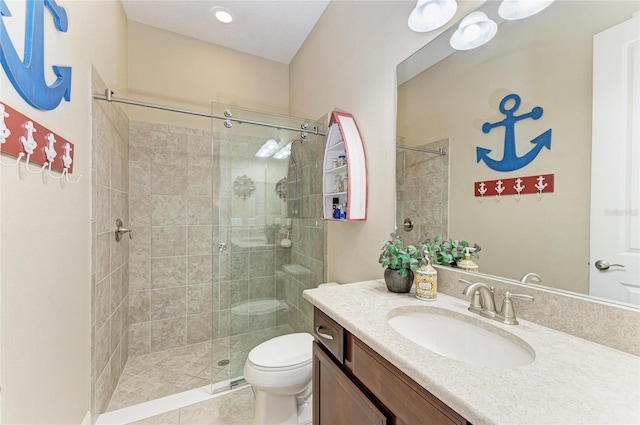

[347,334,468,425]
[313,342,387,425]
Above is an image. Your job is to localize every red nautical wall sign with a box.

[474,174,554,197]
[0,101,74,173]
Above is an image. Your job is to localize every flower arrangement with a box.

[421,236,481,267]
[379,233,423,277]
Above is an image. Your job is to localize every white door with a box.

[590,13,640,306]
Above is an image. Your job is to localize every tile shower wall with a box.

[282,132,327,334]
[91,69,130,416]
[397,138,449,245]
[127,121,217,356]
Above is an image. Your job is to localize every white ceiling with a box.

[121,0,330,64]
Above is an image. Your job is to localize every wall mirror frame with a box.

[396,0,640,309]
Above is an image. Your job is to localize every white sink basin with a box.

[387,307,535,369]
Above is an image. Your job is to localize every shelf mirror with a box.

[396,0,639,308]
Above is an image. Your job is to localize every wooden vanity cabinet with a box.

[313,308,470,425]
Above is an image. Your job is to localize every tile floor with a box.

[106,325,293,422]
[126,386,255,425]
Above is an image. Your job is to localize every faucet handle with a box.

[499,292,534,325]
[459,279,483,312]
[506,293,535,302]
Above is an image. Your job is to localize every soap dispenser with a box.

[415,248,437,301]
[458,247,478,273]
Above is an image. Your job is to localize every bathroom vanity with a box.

[304,280,640,424]
[313,307,468,424]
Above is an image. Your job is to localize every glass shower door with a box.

[209,103,325,393]
[208,106,295,391]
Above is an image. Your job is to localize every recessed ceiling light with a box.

[211,6,233,24]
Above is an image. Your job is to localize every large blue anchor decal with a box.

[477,93,551,172]
[0,0,71,110]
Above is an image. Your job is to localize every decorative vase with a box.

[384,267,414,293]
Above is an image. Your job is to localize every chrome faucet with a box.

[460,280,534,325]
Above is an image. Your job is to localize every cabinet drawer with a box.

[348,334,468,425]
[313,308,344,362]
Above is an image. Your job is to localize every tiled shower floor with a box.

[107,325,293,414]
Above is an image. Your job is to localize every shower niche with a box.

[322,111,368,221]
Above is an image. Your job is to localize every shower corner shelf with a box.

[322,111,368,221]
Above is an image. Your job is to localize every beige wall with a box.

[0,1,128,423]
[126,21,291,127]
[289,0,482,283]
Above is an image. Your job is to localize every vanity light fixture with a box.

[498,0,555,20]
[272,142,293,160]
[449,11,497,50]
[211,6,233,24]
[408,0,458,33]
[255,139,280,158]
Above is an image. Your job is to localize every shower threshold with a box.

[96,378,250,425]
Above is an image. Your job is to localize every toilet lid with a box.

[248,333,314,369]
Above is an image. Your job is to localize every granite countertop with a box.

[303,280,640,425]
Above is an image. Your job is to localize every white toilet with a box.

[243,332,314,425]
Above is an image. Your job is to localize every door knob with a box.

[594,260,625,271]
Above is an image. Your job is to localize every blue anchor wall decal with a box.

[0,0,72,110]
[477,93,551,172]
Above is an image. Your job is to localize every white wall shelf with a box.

[322,111,368,221]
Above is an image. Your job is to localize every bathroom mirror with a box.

[396,0,639,307]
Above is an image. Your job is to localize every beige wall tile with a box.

[151,164,187,195]
[130,195,151,227]
[187,225,212,256]
[130,226,151,259]
[187,255,212,285]
[151,256,186,289]
[187,313,213,345]
[150,288,186,321]
[186,197,213,225]
[130,160,151,195]
[130,258,151,292]
[151,131,188,166]
[129,291,150,324]
[150,318,187,352]
[187,284,213,315]
[129,322,150,356]
[152,195,186,225]
[151,226,186,257]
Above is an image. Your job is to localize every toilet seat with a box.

[247,333,313,371]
